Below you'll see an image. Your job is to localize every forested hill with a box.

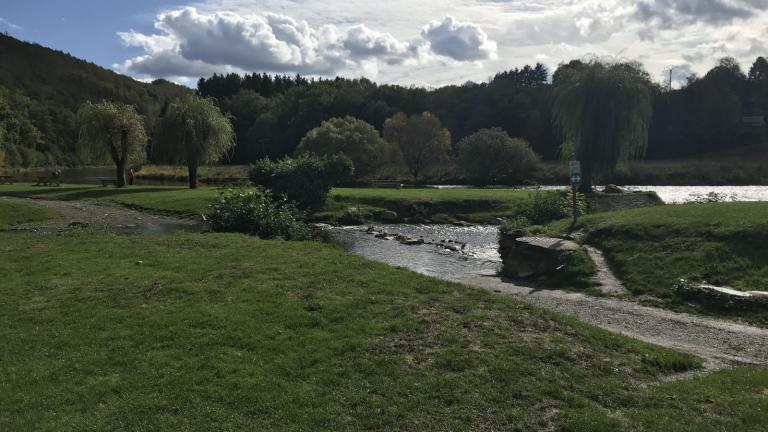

[0,33,190,167]
[2,30,767,170]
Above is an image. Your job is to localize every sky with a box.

[2,0,768,88]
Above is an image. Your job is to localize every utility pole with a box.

[569,154,581,228]
[668,68,673,92]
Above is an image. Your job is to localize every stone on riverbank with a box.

[379,210,399,222]
[499,235,592,283]
[603,184,627,194]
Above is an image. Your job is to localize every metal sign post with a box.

[569,159,581,227]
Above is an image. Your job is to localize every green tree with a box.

[295,116,388,178]
[77,101,147,187]
[383,112,451,183]
[748,57,768,82]
[552,60,653,191]
[155,96,235,188]
[457,128,540,186]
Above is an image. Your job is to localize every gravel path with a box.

[584,245,630,296]
[1,197,202,235]
[456,274,768,368]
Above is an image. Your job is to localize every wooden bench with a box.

[100,178,118,187]
[371,180,403,189]
[0,175,15,185]
[34,177,61,187]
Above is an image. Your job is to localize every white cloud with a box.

[111,1,768,87]
[115,6,497,82]
[421,16,497,61]
[0,16,21,30]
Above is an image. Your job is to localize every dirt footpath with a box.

[458,274,768,369]
[1,196,202,235]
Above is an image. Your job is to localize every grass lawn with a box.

[0,183,218,217]
[0,199,57,229]
[322,187,551,223]
[3,229,768,430]
[545,202,768,322]
[1,184,552,224]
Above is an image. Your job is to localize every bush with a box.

[206,188,313,240]
[457,128,540,186]
[526,190,587,225]
[249,153,354,211]
[499,215,531,238]
[295,116,389,179]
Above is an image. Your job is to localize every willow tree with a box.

[155,96,235,188]
[77,101,147,187]
[383,112,451,183]
[552,60,653,192]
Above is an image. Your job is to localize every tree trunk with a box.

[116,159,127,188]
[188,163,198,189]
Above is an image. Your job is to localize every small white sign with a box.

[569,161,581,176]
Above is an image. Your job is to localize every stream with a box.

[331,224,501,279]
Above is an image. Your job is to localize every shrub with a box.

[249,153,354,211]
[499,215,531,238]
[295,116,389,179]
[457,128,540,186]
[206,188,313,240]
[527,190,587,225]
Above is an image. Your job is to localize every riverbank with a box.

[545,202,768,325]
[1,198,767,430]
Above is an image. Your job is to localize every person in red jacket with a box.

[127,168,135,186]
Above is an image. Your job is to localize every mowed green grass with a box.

[0,183,218,216]
[0,199,57,229]
[1,184,547,223]
[324,187,546,223]
[547,202,768,298]
[3,229,766,430]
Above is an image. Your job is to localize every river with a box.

[330,184,768,280]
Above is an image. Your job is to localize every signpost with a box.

[569,158,581,227]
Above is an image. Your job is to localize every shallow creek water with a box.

[330,224,502,279]
[330,185,768,281]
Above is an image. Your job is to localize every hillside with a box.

[0,33,190,167]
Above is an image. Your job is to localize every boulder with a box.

[603,184,626,194]
[452,220,473,227]
[380,210,399,222]
[499,235,582,278]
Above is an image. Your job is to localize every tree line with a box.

[199,56,768,167]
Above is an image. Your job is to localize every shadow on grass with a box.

[4,185,189,201]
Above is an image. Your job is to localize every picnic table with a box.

[100,178,118,187]
[0,175,15,185]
